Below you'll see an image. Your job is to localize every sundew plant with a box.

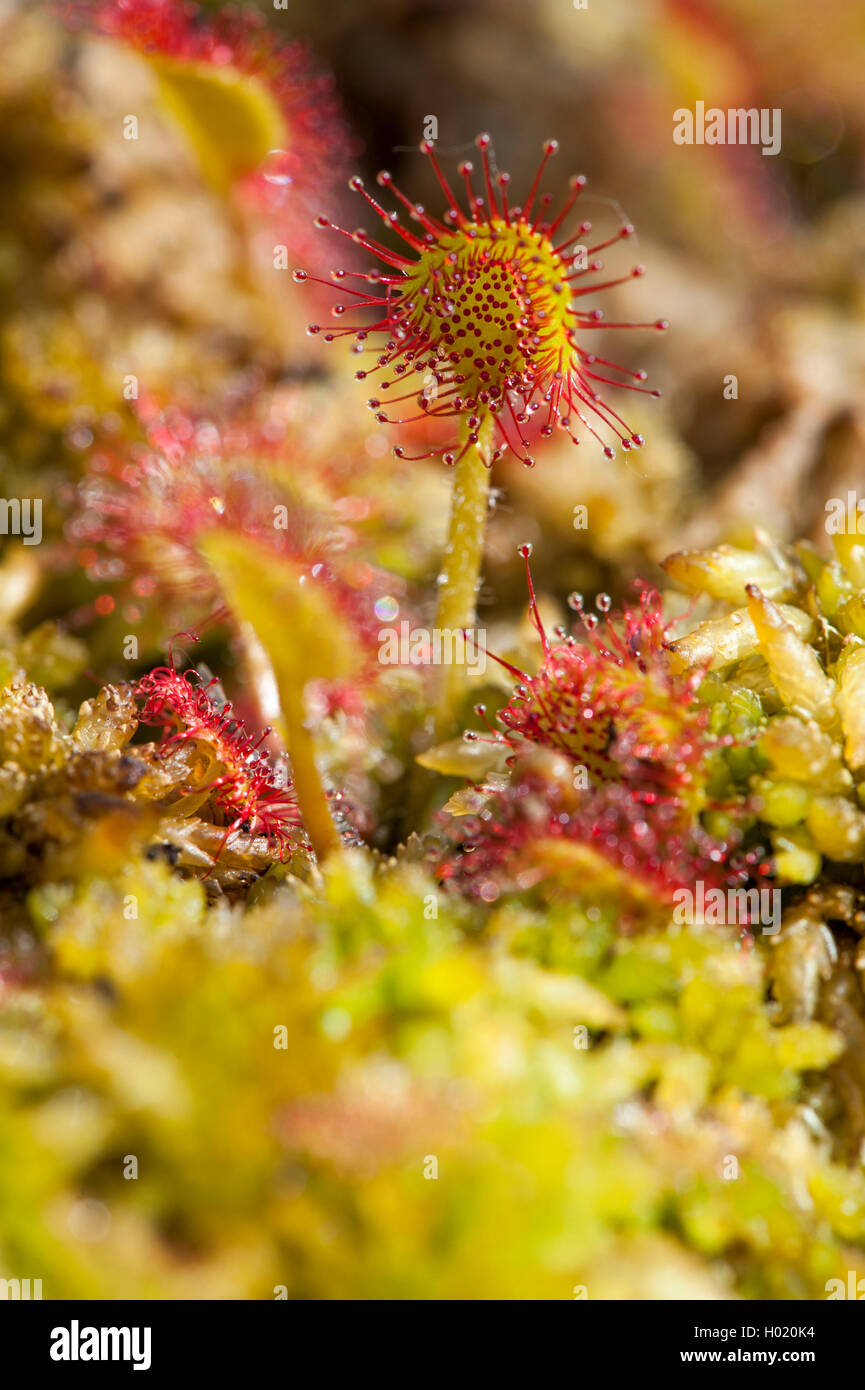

[1,0,865,1316]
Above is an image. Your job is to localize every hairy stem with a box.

[431,413,494,737]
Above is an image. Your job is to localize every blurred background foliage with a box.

[1,0,865,1300]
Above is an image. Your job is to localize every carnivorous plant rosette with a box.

[438,752,746,919]
[438,545,767,917]
[299,136,667,726]
[490,545,714,801]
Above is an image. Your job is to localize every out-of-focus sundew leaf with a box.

[199,530,363,857]
[199,531,360,689]
[149,57,286,191]
[5,0,865,1308]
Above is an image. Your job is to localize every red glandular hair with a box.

[438,754,750,913]
[489,545,714,802]
[299,136,667,467]
[439,548,765,914]
[135,658,302,859]
[70,399,395,692]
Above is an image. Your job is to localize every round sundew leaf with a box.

[148,56,287,192]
